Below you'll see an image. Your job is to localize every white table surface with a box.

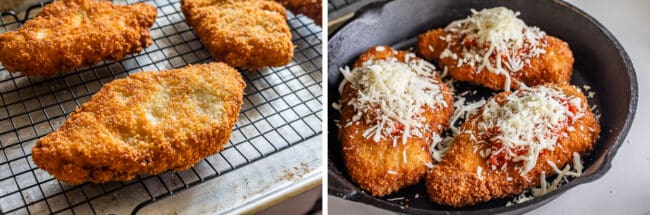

[328,0,650,214]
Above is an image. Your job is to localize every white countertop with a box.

[329,0,650,213]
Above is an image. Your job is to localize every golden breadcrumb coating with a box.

[426,84,600,207]
[32,63,246,184]
[276,0,322,25]
[0,0,156,76]
[341,46,454,197]
[181,0,294,69]
[417,29,573,91]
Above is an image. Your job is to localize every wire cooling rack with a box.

[0,0,322,214]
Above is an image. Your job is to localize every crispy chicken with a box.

[181,0,294,69]
[416,7,573,91]
[276,0,322,25]
[0,0,156,76]
[417,30,573,91]
[340,46,453,197]
[32,63,245,184]
[426,84,599,206]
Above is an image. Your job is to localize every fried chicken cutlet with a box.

[339,46,453,197]
[0,0,156,76]
[181,0,294,69]
[426,84,599,207]
[276,0,322,25]
[416,7,573,91]
[32,63,245,184]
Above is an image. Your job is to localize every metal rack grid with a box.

[0,0,322,214]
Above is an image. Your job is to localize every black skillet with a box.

[327,0,638,214]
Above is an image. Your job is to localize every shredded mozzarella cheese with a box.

[477,166,485,180]
[424,162,434,169]
[440,7,547,91]
[338,56,446,144]
[507,152,584,206]
[477,86,584,175]
[430,132,454,163]
[387,197,404,201]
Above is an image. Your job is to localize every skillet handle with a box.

[327,0,389,36]
[328,12,355,35]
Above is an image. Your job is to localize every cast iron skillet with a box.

[327,0,638,214]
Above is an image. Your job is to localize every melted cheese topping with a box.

[440,7,547,91]
[507,152,583,206]
[429,69,487,163]
[339,56,446,144]
[477,86,584,175]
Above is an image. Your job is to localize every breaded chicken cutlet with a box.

[181,0,294,69]
[32,63,245,184]
[426,84,599,207]
[339,46,453,197]
[276,0,322,25]
[416,7,573,91]
[0,0,156,76]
